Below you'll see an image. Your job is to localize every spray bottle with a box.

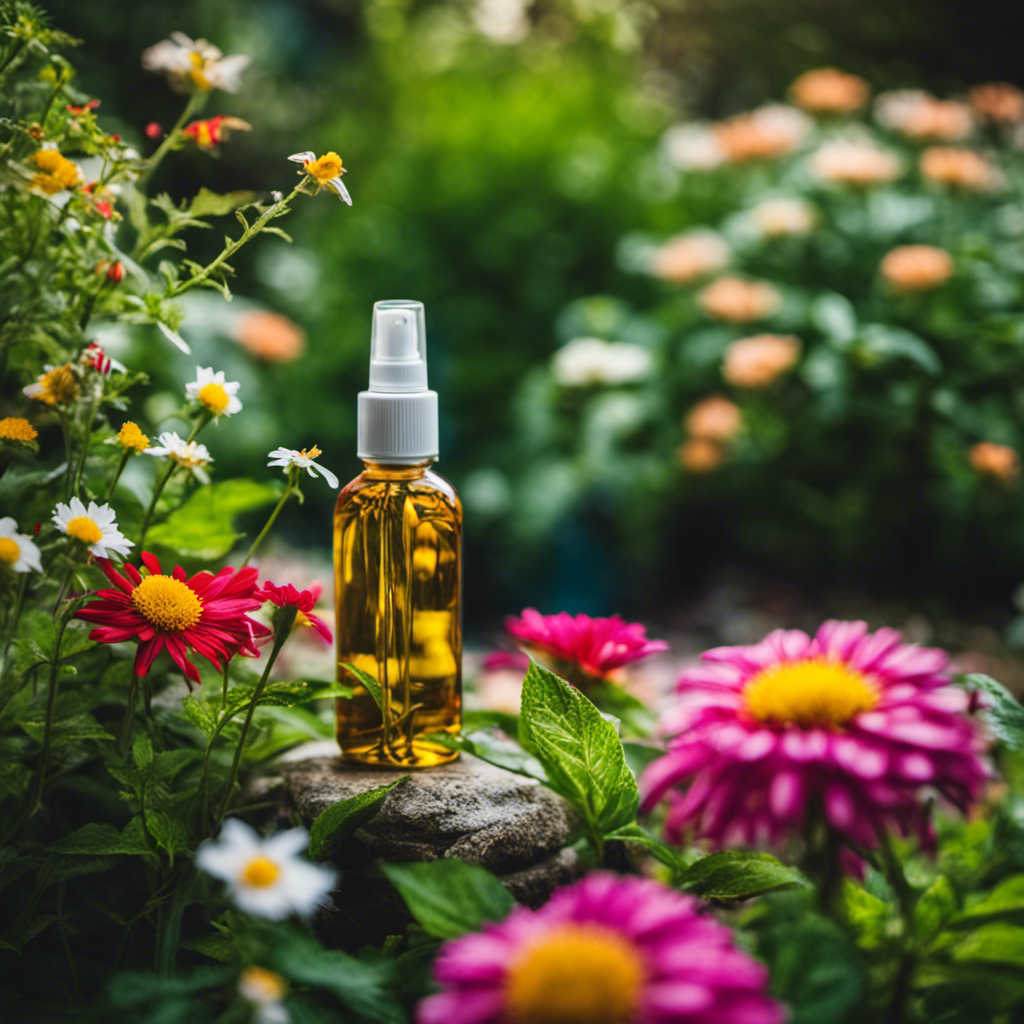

[334,300,462,766]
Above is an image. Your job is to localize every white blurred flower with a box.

[551,337,653,387]
[141,32,250,93]
[810,135,903,186]
[749,197,817,237]
[473,0,530,43]
[267,445,339,489]
[0,518,43,574]
[661,123,725,171]
[145,432,213,484]
[874,89,973,141]
[238,967,290,1024]
[52,498,133,560]
[196,819,336,920]
[185,366,242,421]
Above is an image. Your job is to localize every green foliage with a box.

[380,859,516,940]
[679,850,811,902]
[308,777,408,861]
[959,673,1024,750]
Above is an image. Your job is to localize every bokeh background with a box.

[41,0,1024,645]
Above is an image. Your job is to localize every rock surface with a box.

[280,753,583,949]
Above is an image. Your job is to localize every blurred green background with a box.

[40,0,1023,632]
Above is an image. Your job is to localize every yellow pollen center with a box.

[0,538,21,566]
[505,925,645,1024]
[743,658,879,729]
[131,574,203,632]
[305,153,343,183]
[241,856,281,888]
[118,421,149,452]
[30,150,79,194]
[187,51,212,90]
[197,381,230,413]
[240,966,287,1002]
[298,445,322,459]
[65,516,102,545]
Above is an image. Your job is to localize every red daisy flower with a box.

[257,581,333,644]
[77,552,271,685]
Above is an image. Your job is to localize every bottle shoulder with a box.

[335,464,461,517]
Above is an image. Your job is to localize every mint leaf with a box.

[680,850,810,901]
[309,777,408,861]
[340,661,384,715]
[959,673,1024,750]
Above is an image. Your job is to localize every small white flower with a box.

[196,819,336,920]
[551,337,653,388]
[749,197,817,237]
[267,445,339,489]
[145,431,214,484]
[185,366,242,420]
[238,967,290,1024]
[52,498,134,560]
[141,32,250,93]
[0,517,43,574]
[661,123,725,171]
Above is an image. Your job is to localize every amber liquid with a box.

[333,460,462,766]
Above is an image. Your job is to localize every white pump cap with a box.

[357,300,439,462]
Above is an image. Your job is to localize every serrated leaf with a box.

[380,859,515,940]
[180,932,236,962]
[182,695,217,740]
[132,735,154,769]
[517,659,638,836]
[147,478,280,560]
[17,712,114,745]
[959,673,1024,750]
[188,188,257,218]
[340,661,384,715]
[680,850,810,901]
[50,821,153,856]
[222,680,315,722]
[308,777,408,861]
[604,823,690,873]
[144,810,190,859]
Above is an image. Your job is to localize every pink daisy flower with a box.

[417,872,785,1024]
[503,608,668,682]
[77,552,271,685]
[641,621,988,854]
[256,580,333,644]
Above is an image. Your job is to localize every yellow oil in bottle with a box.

[334,460,461,766]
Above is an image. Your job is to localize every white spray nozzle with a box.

[369,300,428,393]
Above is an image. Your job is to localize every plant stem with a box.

[137,92,203,190]
[878,831,918,1024]
[105,449,130,500]
[214,606,297,825]
[241,472,295,567]
[0,571,29,674]
[72,391,102,496]
[120,672,140,753]
[32,613,69,815]
[58,409,73,500]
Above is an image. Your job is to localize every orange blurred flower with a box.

[713,105,810,162]
[699,277,781,323]
[920,147,996,190]
[875,90,973,141]
[684,396,743,442]
[811,137,902,185]
[969,82,1024,123]
[969,442,1019,484]
[790,68,869,114]
[723,334,801,389]
[649,231,729,284]
[182,115,251,152]
[879,245,954,293]
[232,311,306,363]
[679,437,727,473]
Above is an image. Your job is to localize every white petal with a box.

[263,827,309,860]
[287,152,316,164]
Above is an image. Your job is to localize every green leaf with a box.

[17,712,114,745]
[222,680,315,722]
[604,823,689,873]
[144,810,191,859]
[840,880,892,950]
[380,859,515,940]
[50,821,153,856]
[856,324,941,374]
[182,695,217,740]
[953,922,1024,965]
[958,673,1024,750]
[132,735,154,769]
[179,932,236,962]
[437,729,547,781]
[811,292,858,343]
[147,479,280,560]
[915,876,957,942]
[680,851,810,901]
[517,660,638,836]
[308,777,408,861]
[956,876,1024,926]
[188,188,257,218]
[340,661,385,715]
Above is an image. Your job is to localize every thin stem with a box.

[58,410,73,501]
[168,184,304,298]
[105,449,130,501]
[0,572,29,674]
[877,830,918,1024]
[120,673,140,753]
[215,607,297,825]
[138,462,176,551]
[241,474,295,567]
[72,392,102,497]
[220,662,230,711]
[137,92,203,191]
[32,613,70,815]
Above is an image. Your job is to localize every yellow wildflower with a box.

[0,417,38,442]
[23,364,79,406]
[30,149,81,195]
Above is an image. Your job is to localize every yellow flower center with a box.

[743,658,879,729]
[298,445,322,459]
[65,516,103,545]
[197,381,230,414]
[35,364,79,406]
[131,574,203,632]
[505,925,645,1024]
[240,855,281,888]
[239,966,287,1002]
[30,149,80,194]
[187,51,212,90]
[304,153,343,183]
[118,421,150,452]
[0,538,21,566]
[0,417,37,442]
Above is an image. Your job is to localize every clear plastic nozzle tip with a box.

[369,299,428,393]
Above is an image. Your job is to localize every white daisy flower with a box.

[551,337,653,387]
[267,445,339,489]
[141,32,250,94]
[287,151,352,206]
[52,498,134,560]
[196,819,336,920]
[145,431,214,484]
[238,967,290,1024]
[0,517,43,574]
[185,366,242,420]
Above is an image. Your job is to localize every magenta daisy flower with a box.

[504,608,668,682]
[641,621,988,854]
[77,552,271,685]
[256,581,333,644]
[417,872,784,1024]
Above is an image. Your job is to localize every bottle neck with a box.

[361,458,435,480]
